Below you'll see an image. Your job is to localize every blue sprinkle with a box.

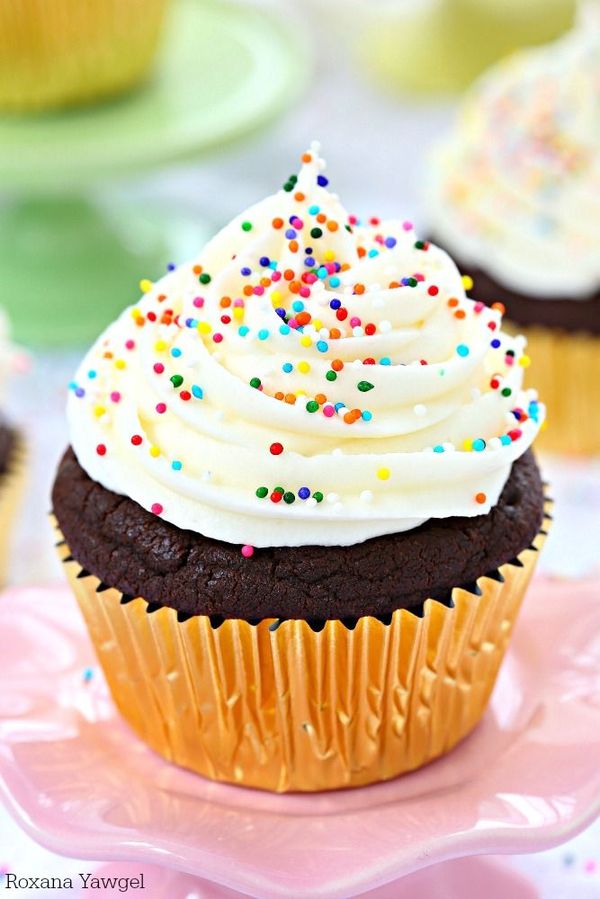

[275,307,287,319]
[259,256,270,267]
[317,175,328,187]
[83,667,94,683]
[316,341,328,353]
[279,324,291,335]
[75,387,85,398]
[269,260,277,270]
[87,370,97,379]
[334,402,345,412]
[171,348,182,358]
[185,318,198,328]
[362,410,373,421]
[68,380,78,391]
[258,329,270,341]
[433,445,445,453]
[292,300,304,312]
[329,298,341,310]
[238,325,250,337]
[240,266,252,276]
[285,229,297,240]
[298,487,311,500]
[385,237,397,249]
[317,266,328,278]
[473,438,486,452]
[304,246,313,254]
[368,249,379,258]
[304,257,315,267]
[491,338,501,349]
[282,362,293,373]
[401,277,411,286]
[167,262,177,271]
[172,460,183,471]
[308,205,320,215]
[501,434,512,446]
[456,344,470,357]
[192,385,203,399]
[380,357,391,366]
[329,276,341,288]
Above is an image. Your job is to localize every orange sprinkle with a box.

[332,359,344,371]
[354,283,366,295]
[340,263,351,271]
[316,213,326,223]
[294,191,305,202]
[193,264,202,275]
[315,393,327,405]
[302,152,312,163]
[272,217,284,229]
[357,247,366,258]
[296,311,311,326]
[260,277,271,287]
[448,297,459,308]
[454,309,466,319]
[220,296,231,308]
[284,393,296,405]
[284,269,294,281]
[343,412,355,424]
[289,281,300,294]
[327,220,339,232]
[389,280,400,289]
[275,391,285,401]
[157,293,167,303]
[329,327,341,339]
[475,492,487,504]
[289,240,299,253]
[492,302,506,315]
[243,285,253,296]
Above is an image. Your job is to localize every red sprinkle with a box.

[131,434,143,446]
[96,444,106,456]
[270,442,284,456]
[151,503,163,516]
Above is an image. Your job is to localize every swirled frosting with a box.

[428,6,600,298]
[67,144,543,548]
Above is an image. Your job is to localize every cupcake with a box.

[0,0,168,112]
[0,310,26,585]
[428,5,600,454]
[52,144,548,792]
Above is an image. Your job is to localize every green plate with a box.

[0,0,309,345]
[0,0,309,192]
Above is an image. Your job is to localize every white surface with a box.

[1,5,598,895]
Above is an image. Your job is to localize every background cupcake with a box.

[51,146,548,792]
[0,0,169,112]
[427,4,600,455]
[0,309,26,585]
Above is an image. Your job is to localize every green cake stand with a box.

[0,0,309,346]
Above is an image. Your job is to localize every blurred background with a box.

[0,0,598,896]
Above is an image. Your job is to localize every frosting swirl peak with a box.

[68,144,543,547]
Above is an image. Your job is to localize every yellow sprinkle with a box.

[377,467,390,481]
[130,307,142,319]
[519,354,531,368]
[114,359,126,370]
[154,340,167,352]
[149,446,160,458]
[233,307,244,320]
[324,250,335,262]
[300,336,312,348]
[295,389,307,397]
[271,290,282,304]
[463,439,473,451]
[94,405,106,418]
[197,321,212,335]
[298,361,310,374]
[461,274,474,291]
[139,278,153,293]
[313,319,322,330]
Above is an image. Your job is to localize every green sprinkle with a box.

[306,400,319,413]
[170,374,183,388]
[241,221,252,232]
[310,227,323,239]
[256,486,268,499]
[414,240,425,250]
[313,491,324,503]
[283,492,295,504]
[501,387,512,397]
[326,370,337,382]
[199,272,211,284]
[274,486,284,494]
[250,377,261,389]
[357,380,374,392]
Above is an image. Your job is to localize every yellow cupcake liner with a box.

[0,0,168,112]
[54,508,549,793]
[0,437,26,587]
[515,324,600,456]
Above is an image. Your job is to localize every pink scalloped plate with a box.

[0,580,598,899]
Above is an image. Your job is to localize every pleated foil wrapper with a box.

[0,437,26,587]
[0,0,168,111]
[55,510,549,793]
[514,324,600,456]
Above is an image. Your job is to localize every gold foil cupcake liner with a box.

[0,0,168,112]
[0,437,26,588]
[54,507,549,793]
[515,324,600,456]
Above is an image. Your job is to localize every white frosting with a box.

[428,8,600,298]
[68,145,543,548]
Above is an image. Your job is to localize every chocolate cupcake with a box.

[428,6,600,454]
[52,144,548,792]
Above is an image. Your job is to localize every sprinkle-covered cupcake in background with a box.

[0,0,168,112]
[0,310,26,585]
[52,144,549,792]
[428,4,600,455]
